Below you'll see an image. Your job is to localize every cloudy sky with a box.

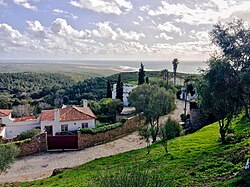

[0,0,249,61]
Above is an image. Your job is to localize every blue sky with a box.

[0,0,249,60]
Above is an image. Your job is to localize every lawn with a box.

[18,115,250,186]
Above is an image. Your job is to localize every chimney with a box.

[54,109,60,123]
[82,99,88,108]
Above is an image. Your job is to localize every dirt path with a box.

[0,100,187,183]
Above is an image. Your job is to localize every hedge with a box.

[80,122,124,134]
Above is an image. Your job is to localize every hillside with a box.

[22,115,250,186]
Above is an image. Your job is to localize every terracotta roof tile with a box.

[13,116,37,122]
[0,109,12,117]
[40,106,96,122]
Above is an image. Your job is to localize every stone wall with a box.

[18,133,47,157]
[78,116,145,149]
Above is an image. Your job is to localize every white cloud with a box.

[138,16,144,22]
[139,5,149,12]
[53,9,78,20]
[13,0,37,11]
[132,21,140,25]
[148,0,250,25]
[69,0,133,15]
[156,33,173,40]
[157,22,182,36]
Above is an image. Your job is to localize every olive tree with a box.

[197,58,241,143]
[211,19,250,119]
[0,143,19,174]
[128,84,175,142]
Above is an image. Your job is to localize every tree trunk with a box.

[220,127,226,144]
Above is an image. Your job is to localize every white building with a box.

[0,102,96,139]
[112,83,137,106]
[40,105,96,136]
[0,109,39,139]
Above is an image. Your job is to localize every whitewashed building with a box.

[0,109,39,139]
[112,83,137,106]
[40,105,96,136]
[0,101,96,139]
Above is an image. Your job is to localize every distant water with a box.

[0,60,208,74]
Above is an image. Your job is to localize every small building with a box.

[40,105,96,136]
[112,83,137,106]
[0,109,39,139]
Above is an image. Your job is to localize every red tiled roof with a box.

[13,116,37,122]
[0,109,13,117]
[40,106,96,122]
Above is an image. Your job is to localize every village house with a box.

[0,100,96,139]
[0,109,39,139]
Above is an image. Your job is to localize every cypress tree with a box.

[138,63,145,85]
[116,74,123,102]
[145,76,149,84]
[106,80,112,98]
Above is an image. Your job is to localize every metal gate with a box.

[47,135,78,150]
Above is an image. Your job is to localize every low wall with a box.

[78,116,145,149]
[17,133,47,157]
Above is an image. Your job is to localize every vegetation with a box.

[128,84,175,142]
[172,58,179,85]
[138,63,145,85]
[211,19,250,119]
[80,122,124,134]
[106,80,112,98]
[116,74,123,102]
[19,128,41,141]
[22,114,250,186]
[0,143,19,174]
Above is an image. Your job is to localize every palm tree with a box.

[172,58,179,85]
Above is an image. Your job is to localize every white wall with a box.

[0,127,6,139]
[5,124,39,139]
[112,83,137,106]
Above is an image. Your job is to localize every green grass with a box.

[16,115,250,186]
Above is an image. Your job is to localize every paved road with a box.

[0,100,187,183]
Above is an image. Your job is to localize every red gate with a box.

[47,135,78,150]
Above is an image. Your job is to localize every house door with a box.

[45,126,53,135]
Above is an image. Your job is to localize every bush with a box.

[95,166,166,187]
[0,143,19,174]
[120,118,127,124]
[97,114,115,123]
[95,123,110,128]
[80,122,123,134]
[19,128,40,140]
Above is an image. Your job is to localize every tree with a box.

[129,84,175,142]
[145,76,149,84]
[160,118,181,153]
[211,19,250,119]
[116,74,123,102]
[172,58,179,85]
[106,80,112,98]
[0,143,19,174]
[138,63,145,85]
[197,58,241,144]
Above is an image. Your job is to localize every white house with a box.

[40,105,96,136]
[112,83,137,106]
[0,109,39,139]
[0,102,96,139]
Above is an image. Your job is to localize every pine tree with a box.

[106,80,112,98]
[116,74,123,102]
[138,63,145,85]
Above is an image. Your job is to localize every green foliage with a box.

[0,143,19,174]
[96,166,166,187]
[19,128,40,140]
[138,63,145,85]
[116,74,123,102]
[80,122,123,134]
[160,118,182,153]
[106,80,112,98]
[197,58,242,143]
[129,84,175,142]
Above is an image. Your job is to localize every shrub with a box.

[80,122,123,134]
[95,166,166,187]
[97,114,115,123]
[19,128,40,140]
[0,143,19,174]
[120,118,127,124]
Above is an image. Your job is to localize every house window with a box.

[82,123,88,128]
[61,125,68,132]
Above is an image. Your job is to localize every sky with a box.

[0,0,249,61]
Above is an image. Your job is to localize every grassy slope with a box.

[19,116,250,187]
